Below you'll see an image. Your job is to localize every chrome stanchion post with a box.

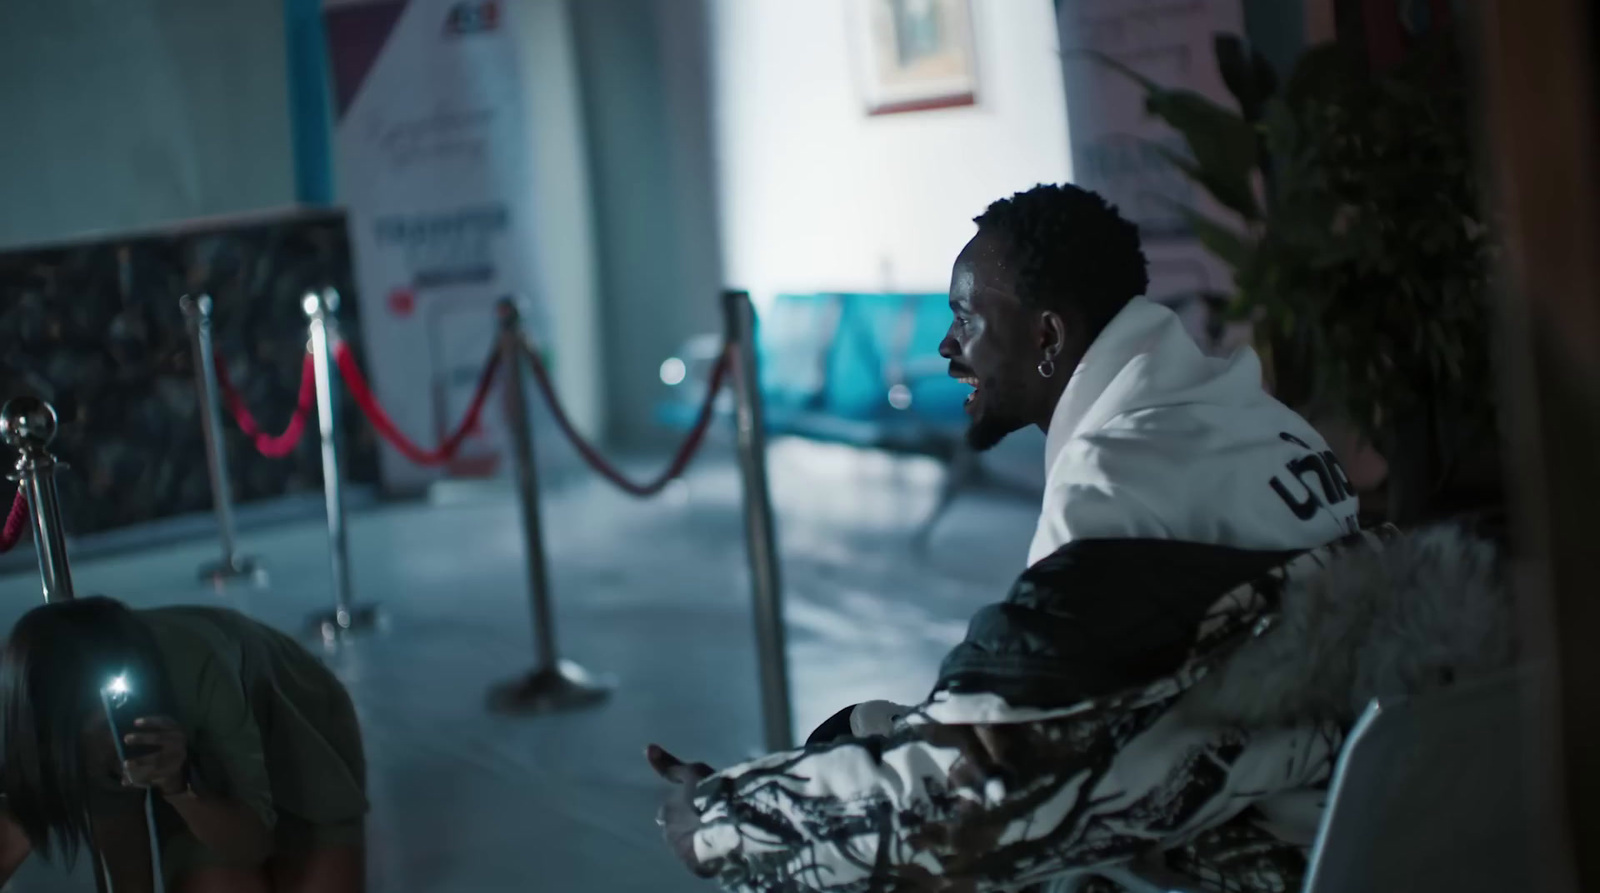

[722,289,793,751]
[1,398,75,603]
[180,295,264,589]
[488,296,611,713]
[303,287,378,641]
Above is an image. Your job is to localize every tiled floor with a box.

[0,437,1043,892]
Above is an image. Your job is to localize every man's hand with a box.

[121,716,189,797]
[647,744,715,878]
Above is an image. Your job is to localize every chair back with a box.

[1302,671,1536,893]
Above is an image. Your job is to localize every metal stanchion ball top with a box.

[1,396,77,603]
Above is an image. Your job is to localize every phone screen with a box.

[99,675,159,761]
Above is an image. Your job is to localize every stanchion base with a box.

[198,555,267,589]
[487,661,613,714]
[307,603,382,643]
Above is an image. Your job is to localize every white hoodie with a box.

[1027,296,1358,567]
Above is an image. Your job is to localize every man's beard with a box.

[959,368,1030,452]
[964,410,1023,452]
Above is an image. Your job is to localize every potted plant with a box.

[1091,29,1498,525]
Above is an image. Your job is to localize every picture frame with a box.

[849,0,979,116]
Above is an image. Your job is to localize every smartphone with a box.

[98,673,159,761]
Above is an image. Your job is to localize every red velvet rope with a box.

[0,487,27,553]
[214,352,317,458]
[332,339,503,466]
[520,336,731,497]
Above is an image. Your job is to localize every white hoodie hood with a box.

[1028,297,1359,566]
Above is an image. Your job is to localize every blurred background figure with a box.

[0,597,367,893]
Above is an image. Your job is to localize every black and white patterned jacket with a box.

[687,525,1515,892]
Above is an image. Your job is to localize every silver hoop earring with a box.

[1037,358,1056,379]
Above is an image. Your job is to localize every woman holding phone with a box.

[0,596,368,893]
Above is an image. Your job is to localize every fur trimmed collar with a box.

[1179,525,1517,727]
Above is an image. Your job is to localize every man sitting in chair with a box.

[811,183,1359,743]
[645,186,1516,891]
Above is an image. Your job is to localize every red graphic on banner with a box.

[387,288,417,318]
[324,0,408,120]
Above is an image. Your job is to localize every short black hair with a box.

[974,184,1149,333]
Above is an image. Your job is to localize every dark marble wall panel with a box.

[0,208,380,536]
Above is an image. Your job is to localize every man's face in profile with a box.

[940,233,1040,451]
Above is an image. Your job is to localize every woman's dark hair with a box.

[0,596,170,865]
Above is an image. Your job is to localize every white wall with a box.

[0,0,296,249]
[570,0,724,444]
[711,0,1073,301]
[511,0,606,440]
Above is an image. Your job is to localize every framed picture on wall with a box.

[849,0,979,116]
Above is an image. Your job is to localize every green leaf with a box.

[1082,48,1262,219]
[1284,42,1363,105]
[1072,49,1160,93]
[1149,143,1263,223]
[1222,296,1256,321]
[1252,45,1280,107]
[1156,198,1254,271]
[1143,92,1261,219]
[1215,35,1257,115]
[1258,98,1300,162]
[1214,34,1277,123]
